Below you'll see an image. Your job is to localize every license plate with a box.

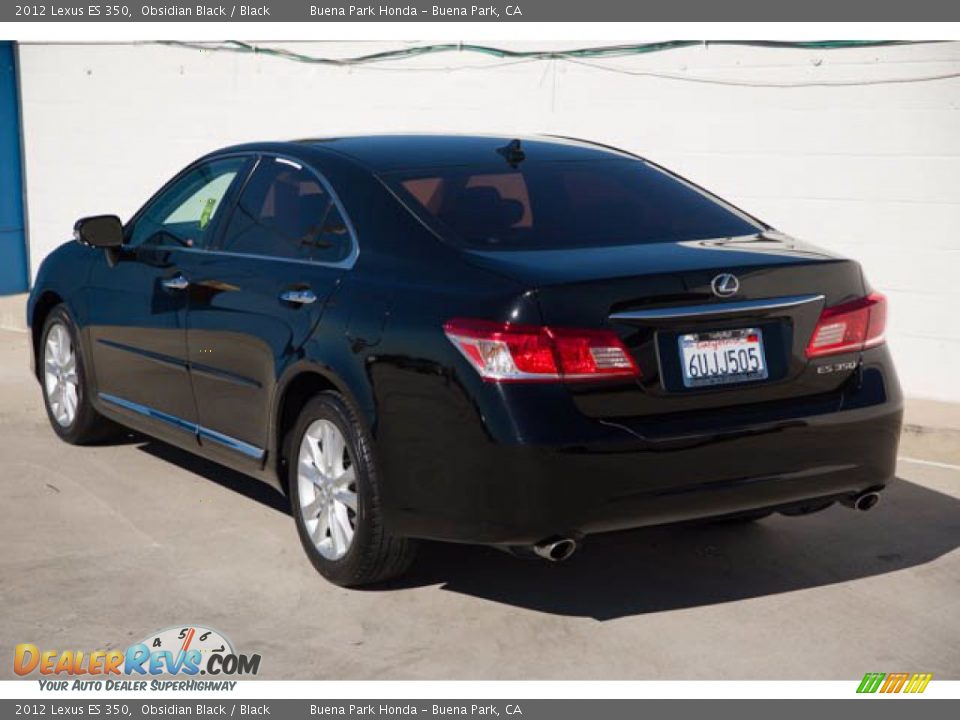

[678,328,768,388]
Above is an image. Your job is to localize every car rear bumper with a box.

[379,348,903,545]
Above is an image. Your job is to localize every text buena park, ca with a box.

[310,5,523,17]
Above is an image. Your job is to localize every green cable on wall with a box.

[158,40,934,68]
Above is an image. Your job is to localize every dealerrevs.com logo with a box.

[14,625,261,684]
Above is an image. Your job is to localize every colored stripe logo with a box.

[857,672,933,694]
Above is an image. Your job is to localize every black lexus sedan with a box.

[27,135,902,586]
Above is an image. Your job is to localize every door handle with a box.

[162,274,189,291]
[280,289,317,305]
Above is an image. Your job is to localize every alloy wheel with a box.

[297,419,358,560]
[44,322,79,427]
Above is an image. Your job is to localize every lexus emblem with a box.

[711,273,740,298]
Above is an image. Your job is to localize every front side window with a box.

[383,159,762,251]
[220,158,353,263]
[129,157,247,248]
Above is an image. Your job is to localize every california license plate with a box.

[678,328,768,388]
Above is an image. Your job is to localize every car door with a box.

[85,155,251,446]
[182,154,356,468]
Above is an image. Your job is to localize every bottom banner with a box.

[2,700,957,720]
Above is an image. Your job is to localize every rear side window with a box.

[384,159,760,251]
[220,158,353,263]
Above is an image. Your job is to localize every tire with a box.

[38,305,116,444]
[288,391,418,587]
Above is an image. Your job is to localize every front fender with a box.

[26,240,97,375]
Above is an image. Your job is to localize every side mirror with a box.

[74,215,124,248]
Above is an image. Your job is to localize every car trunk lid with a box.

[462,233,866,419]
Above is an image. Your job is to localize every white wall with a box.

[17,41,960,402]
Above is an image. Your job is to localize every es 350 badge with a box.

[14,625,261,678]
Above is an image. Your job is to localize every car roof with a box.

[216,134,636,173]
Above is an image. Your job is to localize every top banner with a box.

[4,0,960,22]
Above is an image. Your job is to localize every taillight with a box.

[806,292,887,358]
[443,318,640,382]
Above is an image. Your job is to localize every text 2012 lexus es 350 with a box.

[28,135,902,586]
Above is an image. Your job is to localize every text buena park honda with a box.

[313,705,524,716]
[309,5,523,17]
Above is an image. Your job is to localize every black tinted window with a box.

[129,157,246,248]
[221,158,353,262]
[385,159,760,250]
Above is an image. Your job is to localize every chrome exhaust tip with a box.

[532,537,578,562]
[844,490,882,512]
[854,491,881,512]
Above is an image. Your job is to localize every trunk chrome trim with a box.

[609,294,825,322]
[98,392,265,461]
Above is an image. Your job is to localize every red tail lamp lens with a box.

[443,319,640,382]
[806,292,887,358]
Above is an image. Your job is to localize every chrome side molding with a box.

[197,426,266,460]
[609,294,825,322]
[98,392,266,461]
[98,392,195,434]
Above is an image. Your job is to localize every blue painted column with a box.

[0,41,29,295]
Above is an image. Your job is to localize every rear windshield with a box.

[382,159,761,251]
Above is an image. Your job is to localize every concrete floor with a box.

[1,328,958,680]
